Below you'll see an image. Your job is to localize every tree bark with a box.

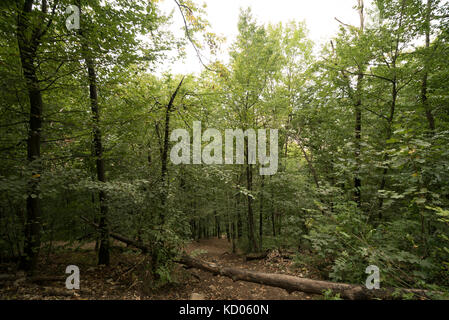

[421,0,436,135]
[88,61,109,266]
[354,73,363,208]
[236,194,243,239]
[77,1,109,265]
[354,0,365,208]
[17,0,48,273]
[215,213,221,238]
[179,255,436,300]
[259,175,264,251]
[160,77,185,222]
[246,162,257,252]
[270,178,276,237]
[378,77,398,217]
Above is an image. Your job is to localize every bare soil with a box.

[0,238,317,300]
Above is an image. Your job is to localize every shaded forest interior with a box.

[1,0,449,299]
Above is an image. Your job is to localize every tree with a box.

[15,0,59,273]
[224,9,282,252]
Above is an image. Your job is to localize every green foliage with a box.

[1,0,449,298]
[322,289,343,300]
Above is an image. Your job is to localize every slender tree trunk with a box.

[17,0,46,273]
[217,217,221,239]
[246,162,257,252]
[91,192,99,252]
[19,63,43,273]
[78,1,109,265]
[422,0,436,135]
[377,0,406,219]
[354,0,365,208]
[378,77,398,217]
[278,211,282,236]
[87,61,109,266]
[354,73,363,208]
[295,136,320,189]
[236,195,243,239]
[270,179,276,237]
[259,175,264,251]
[231,221,236,253]
[160,78,184,223]
[214,212,220,238]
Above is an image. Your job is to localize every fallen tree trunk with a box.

[82,217,439,300]
[81,216,148,253]
[178,255,434,300]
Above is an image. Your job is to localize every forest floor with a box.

[0,238,318,300]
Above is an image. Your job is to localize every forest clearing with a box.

[1,0,449,302]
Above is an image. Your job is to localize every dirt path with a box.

[159,238,315,300]
[0,238,317,300]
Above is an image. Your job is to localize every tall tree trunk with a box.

[231,221,236,253]
[259,175,264,251]
[377,1,405,218]
[278,211,282,236]
[160,77,185,223]
[246,162,257,252]
[19,57,43,273]
[354,74,363,208]
[378,77,398,217]
[422,0,436,135]
[161,78,185,182]
[87,59,109,266]
[270,179,276,237]
[236,195,243,239]
[17,0,47,273]
[78,1,109,265]
[354,0,365,208]
[214,212,220,238]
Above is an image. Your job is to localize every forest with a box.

[0,0,449,300]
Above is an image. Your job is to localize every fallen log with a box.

[178,255,435,300]
[80,216,148,253]
[82,217,440,300]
